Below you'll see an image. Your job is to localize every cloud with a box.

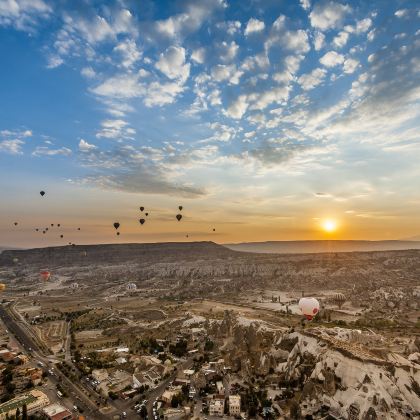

[79,139,97,152]
[191,48,205,64]
[218,41,239,62]
[32,146,72,157]
[154,0,226,39]
[155,46,190,82]
[0,0,51,31]
[244,18,265,36]
[343,57,359,74]
[0,139,24,154]
[81,67,96,79]
[313,31,325,50]
[265,15,310,54]
[80,144,206,197]
[298,67,327,90]
[114,39,142,69]
[319,50,344,67]
[395,9,408,19]
[300,0,311,11]
[211,64,243,84]
[333,31,349,48]
[46,55,64,69]
[309,1,351,31]
[225,95,249,119]
[96,119,135,140]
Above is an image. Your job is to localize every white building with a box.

[209,398,225,417]
[229,395,241,416]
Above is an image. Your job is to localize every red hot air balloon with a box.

[40,271,51,281]
[298,297,320,321]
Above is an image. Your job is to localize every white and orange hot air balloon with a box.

[40,271,51,281]
[298,297,320,321]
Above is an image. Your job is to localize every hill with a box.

[224,240,420,254]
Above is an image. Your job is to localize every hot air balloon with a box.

[36,228,39,232]
[113,222,120,230]
[176,214,182,221]
[178,206,183,211]
[60,235,64,238]
[42,231,46,234]
[40,191,45,197]
[45,228,49,231]
[145,213,149,216]
[298,297,320,321]
[40,271,51,281]
[51,224,54,227]
[139,219,145,225]
[14,222,18,226]
[213,228,216,232]
[0,284,6,292]
[77,228,80,231]
[332,293,346,309]
[57,224,61,227]
[117,232,120,236]
[140,207,144,212]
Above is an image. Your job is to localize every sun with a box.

[322,219,337,233]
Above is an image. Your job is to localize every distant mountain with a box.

[224,240,420,254]
[0,241,237,266]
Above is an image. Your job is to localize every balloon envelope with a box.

[40,191,45,196]
[113,222,120,230]
[178,206,183,211]
[298,297,320,321]
[40,271,51,281]
[140,207,144,212]
[176,214,182,221]
[139,219,145,225]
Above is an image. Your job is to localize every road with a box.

[0,303,106,419]
[145,357,195,419]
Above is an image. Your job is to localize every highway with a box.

[0,303,106,419]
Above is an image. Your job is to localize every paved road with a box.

[145,357,195,419]
[0,303,106,419]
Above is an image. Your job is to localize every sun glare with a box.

[322,219,337,233]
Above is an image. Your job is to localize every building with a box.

[43,403,73,420]
[163,408,187,420]
[216,381,225,394]
[0,390,50,419]
[229,395,241,416]
[209,397,225,417]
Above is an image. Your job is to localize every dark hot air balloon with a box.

[139,219,145,225]
[176,214,182,221]
[145,213,149,216]
[43,231,46,234]
[213,228,216,231]
[117,232,120,236]
[113,222,120,230]
[14,222,18,226]
[40,191,45,197]
[36,228,39,232]
[178,206,183,211]
[57,224,61,227]
[77,228,81,231]
[60,235,64,238]
[140,207,144,212]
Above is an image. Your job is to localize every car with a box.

[121,412,127,419]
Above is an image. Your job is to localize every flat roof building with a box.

[0,390,50,420]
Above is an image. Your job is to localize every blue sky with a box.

[1,0,419,247]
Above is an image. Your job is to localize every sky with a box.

[0,0,419,248]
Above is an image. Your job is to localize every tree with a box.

[139,406,147,419]
[22,404,28,420]
[16,407,21,420]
